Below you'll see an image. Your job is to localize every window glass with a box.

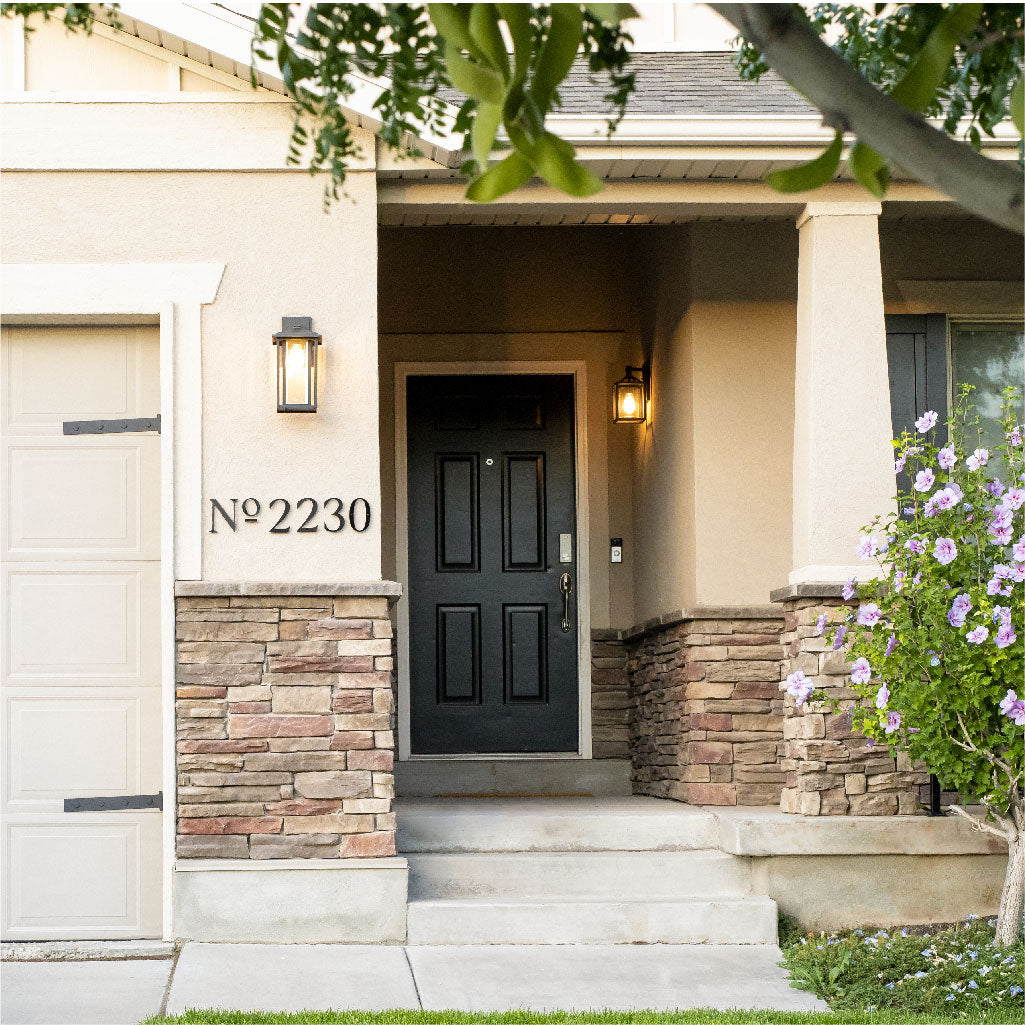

[950,322,1024,467]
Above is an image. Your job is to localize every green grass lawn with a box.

[141,1009,1024,1024]
[145,918,1024,1025]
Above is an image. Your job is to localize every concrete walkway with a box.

[2,942,825,1022]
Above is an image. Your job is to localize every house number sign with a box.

[209,497,371,534]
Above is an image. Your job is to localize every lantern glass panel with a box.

[284,339,311,406]
[614,378,645,423]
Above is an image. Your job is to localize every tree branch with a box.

[948,802,1015,843]
[710,3,1024,233]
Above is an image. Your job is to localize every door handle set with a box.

[559,572,573,633]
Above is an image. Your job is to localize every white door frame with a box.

[3,263,223,940]
[393,360,592,761]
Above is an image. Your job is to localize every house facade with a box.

[1,3,1021,947]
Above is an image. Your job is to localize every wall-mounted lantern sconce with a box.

[273,316,322,412]
[613,362,649,423]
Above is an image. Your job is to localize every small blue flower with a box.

[1009,985,1023,996]
[946,994,956,1002]
[968,980,979,990]
[913,971,928,978]
[885,982,895,990]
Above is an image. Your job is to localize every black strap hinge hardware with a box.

[64,792,163,812]
[63,415,161,435]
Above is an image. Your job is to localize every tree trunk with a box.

[995,826,1024,947]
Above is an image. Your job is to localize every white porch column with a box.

[790,201,895,585]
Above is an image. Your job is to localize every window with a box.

[950,322,1025,461]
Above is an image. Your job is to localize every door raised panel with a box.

[3,325,158,432]
[502,453,546,572]
[503,604,548,703]
[435,455,479,572]
[5,442,159,560]
[5,567,158,684]
[5,689,159,807]
[436,605,481,704]
[4,820,162,939]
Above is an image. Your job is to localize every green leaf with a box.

[766,131,843,193]
[496,3,530,87]
[532,4,583,113]
[471,100,504,172]
[445,44,506,104]
[428,4,484,60]
[531,132,603,197]
[465,151,533,202]
[848,141,890,198]
[583,4,638,24]
[468,4,509,77]
[1010,75,1024,136]
[891,3,983,113]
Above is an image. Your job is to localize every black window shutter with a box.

[885,314,948,496]
[885,313,949,435]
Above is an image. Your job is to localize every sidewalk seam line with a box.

[158,944,183,1018]
[403,945,424,1010]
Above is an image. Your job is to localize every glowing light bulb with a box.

[622,392,637,416]
[285,340,308,404]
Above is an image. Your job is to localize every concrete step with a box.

[395,759,632,797]
[406,895,779,945]
[407,850,751,900]
[396,797,720,853]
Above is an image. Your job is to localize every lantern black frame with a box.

[273,316,322,413]
[613,362,650,423]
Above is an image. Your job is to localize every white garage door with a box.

[2,325,163,940]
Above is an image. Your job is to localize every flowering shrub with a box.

[789,387,1024,945]
[783,917,1024,1017]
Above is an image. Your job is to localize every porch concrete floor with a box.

[1,943,825,1021]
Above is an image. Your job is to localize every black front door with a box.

[407,374,579,754]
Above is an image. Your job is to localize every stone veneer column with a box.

[590,630,631,758]
[775,586,927,816]
[791,201,895,587]
[174,582,400,859]
[626,608,786,806]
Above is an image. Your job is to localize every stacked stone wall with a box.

[625,611,786,806]
[175,589,397,859]
[590,630,631,759]
[778,594,927,815]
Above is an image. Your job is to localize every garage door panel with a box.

[4,818,162,939]
[2,324,162,941]
[5,689,161,808]
[4,565,159,685]
[2,325,159,432]
[5,440,159,559]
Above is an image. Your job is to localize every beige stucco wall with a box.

[6,16,248,92]
[632,223,797,620]
[2,161,382,583]
[377,227,641,630]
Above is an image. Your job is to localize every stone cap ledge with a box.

[175,580,402,600]
[770,582,846,603]
[597,604,782,643]
[710,807,1007,856]
[174,857,408,871]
